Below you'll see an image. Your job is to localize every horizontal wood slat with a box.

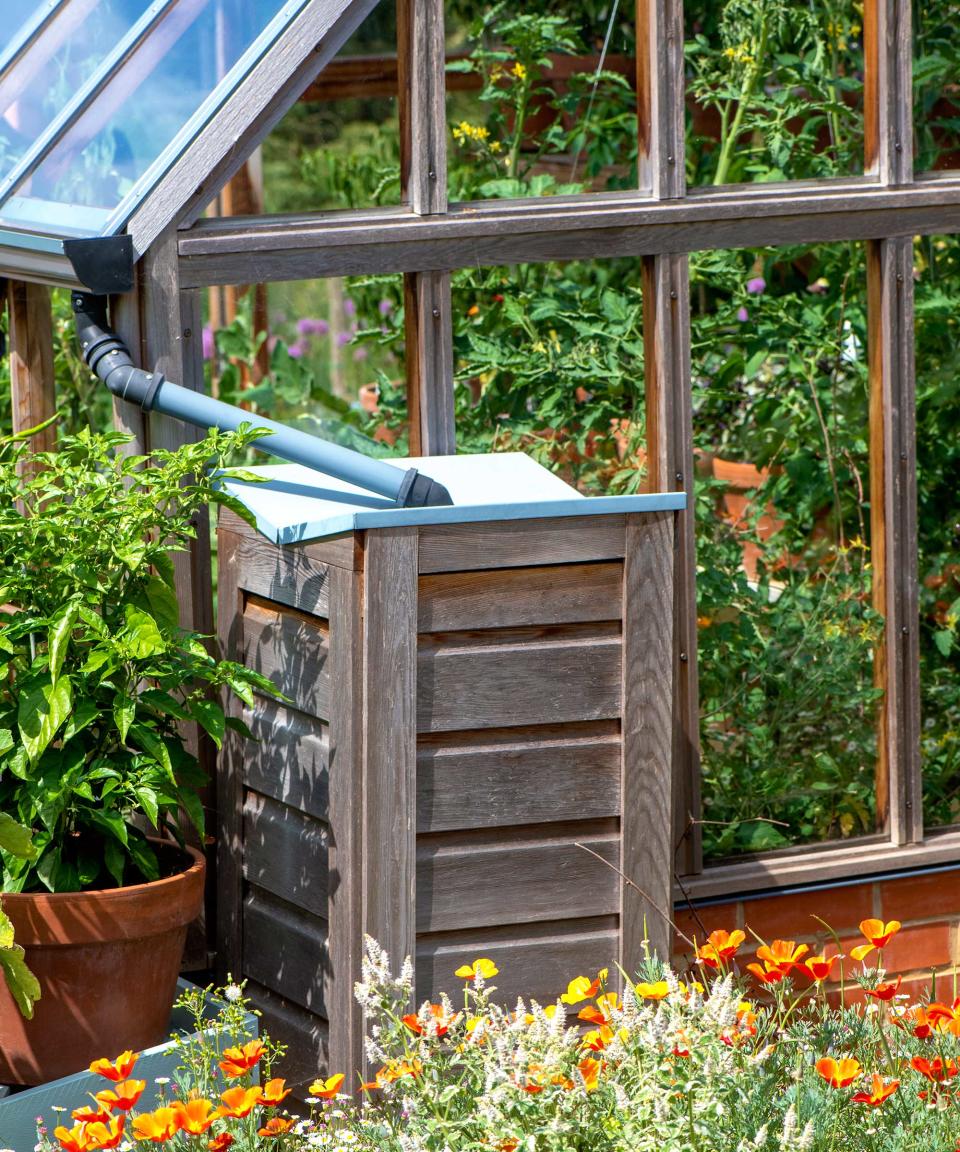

[241,596,330,720]
[242,792,329,918]
[243,888,330,1017]
[242,699,330,821]
[417,517,626,574]
[417,632,621,732]
[217,509,360,572]
[416,831,620,932]
[417,726,621,832]
[417,562,622,632]
[233,535,330,618]
[244,981,330,1097]
[417,921,620,1006]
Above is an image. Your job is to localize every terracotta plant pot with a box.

[711,457,786,582]
[0,842,205,1085]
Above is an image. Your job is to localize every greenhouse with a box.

[0,1,959,1149]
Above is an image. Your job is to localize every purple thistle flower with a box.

[737,306,749,322]
[287,342,305,359]
[336,331,353,347]
[378,298,393,316]
[746,276,766,294]
[297,317,330,336]
[352,346,369,362]
[202,326,214,361]
[343,298,357,318]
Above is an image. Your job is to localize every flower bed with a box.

[31,918,960,1151]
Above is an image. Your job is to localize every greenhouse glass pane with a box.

[8,0,289,218]
[0,0,153,184]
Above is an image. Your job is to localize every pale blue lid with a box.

[221,452,686,545]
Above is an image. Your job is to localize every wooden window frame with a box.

[14,0,954,901]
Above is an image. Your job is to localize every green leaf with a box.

[133,786,160,828]
[130,723,175,782]
[0,813,36,860]
[934,629,954,657]
[0,903,40,1019]
[103,839,126,888]
[143,575,180,633]
[127,835,160,883]
[47,601,79,683]
[0,729,13,756]
[189,698,225,749]
[179,788,206,841]
[85,806,129,848]
[122,606,165,659]
[62,700,99,741]
[18,675,73,764]
[113,692,136,744]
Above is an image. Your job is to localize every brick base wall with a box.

[672,865,960,1001]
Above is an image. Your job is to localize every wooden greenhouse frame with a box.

[3,0,958,1043]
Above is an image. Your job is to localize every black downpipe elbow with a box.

[72,292,163,410]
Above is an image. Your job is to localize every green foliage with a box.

[0,425,276,894]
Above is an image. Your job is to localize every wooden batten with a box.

[7,280,56,461]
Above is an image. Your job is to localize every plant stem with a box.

[713,15,770,186]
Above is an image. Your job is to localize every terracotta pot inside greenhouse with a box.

[0,842,205,1086]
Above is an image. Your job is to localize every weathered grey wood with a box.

[417,723,621,832]
[134,0,382,253]
[404,270,456,456]
[216,529,245,981]
[7,280,55,458]
[362,529,418,1004]
[636,0,684,197]
[416,827,620,932]
[416,920,619,1006]
[232,533,331,617]
[326,565,365,1084]
[242,792,329,917]
[867,238,922,844]
[242,699,330,821]
[417,629,622,732]
[176,179,960,287]
[397,0,447,215]
[418,516,626,574]
[217,507,360,571]
[110,287,147,452]
[621,513,675,964]
[865,0,912,184]
[244,981,330,1094]
[642,254,700,874]
[241,596,331,720]
[418,562,622,632]
[243,888,330,1016]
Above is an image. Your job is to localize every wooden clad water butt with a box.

[215,454,682,1095]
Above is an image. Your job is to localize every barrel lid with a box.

[220,451,686,544]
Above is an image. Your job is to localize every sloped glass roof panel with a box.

[0,0,156,188]
[0,0,304,237]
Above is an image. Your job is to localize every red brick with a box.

[878,869,960,922]
[842,922,955,974]
[672,901,741,957]
[741,883,874,943]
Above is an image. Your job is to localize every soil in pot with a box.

[0,841,205,1086]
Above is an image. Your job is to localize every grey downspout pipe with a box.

[72,293,453,508]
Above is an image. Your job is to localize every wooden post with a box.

[7,280,56,456]
[397,0,455,456]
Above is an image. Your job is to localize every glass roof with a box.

[0,0,309,249]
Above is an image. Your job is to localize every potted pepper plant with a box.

[0,420,274,1085]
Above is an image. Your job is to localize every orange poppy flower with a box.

[849,943,876,963]
[755,939,809,975]
[518,1063,546,1093]
[560,971,607,1005]
[95,1078,146,1112]
[207,1136,234,1152]
[131,1107,182,1143]
[864,976,902,1001]
[577,1056,602,1092]
[218,1038,265,1079]
[858,919,901,949]
[89,1051,138,1082]
[402,1003,460,1037]
[218,1085,263,1118]
[798,954,839,983]
[851,1075,900,1107]
[173,1098,220,1135]
[816,1056,862,1088]
[71,1106,113,1124]
[911,1056,958,1083]
[257,1078,292,1106]
[309,1073,345,1099]
[634,980,670,1000]
[498,1142,519,1152]
[746,961,784,986]
[54,1123,95,1152]
[257,1117,296,1137]
[454,958,498,980]
[373,1058,422,1087]
[927,998,960,1027]
[696,929,746,969]
[894,1004,936,1038]
[82,1116,125,1150]
[581,1025,613,1051]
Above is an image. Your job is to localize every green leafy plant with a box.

[0,422,275,897]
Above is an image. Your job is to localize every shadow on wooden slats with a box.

[241,594,330,719]
[242,698,330,820]
[242,792,329,917]
[242,887,330,1016]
